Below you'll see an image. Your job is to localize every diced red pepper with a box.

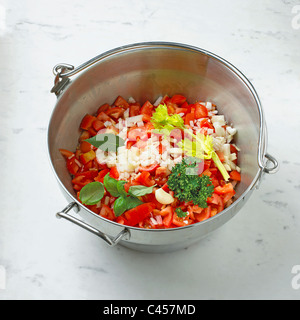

[59,149,74,158]
[80,150,96,164]
[94,169,110,183]
[124,203,155,227]
[66,156,80,175]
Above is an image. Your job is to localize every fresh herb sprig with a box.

[167,158,214,208]
[175,207,188,218]
[79,173,156,216]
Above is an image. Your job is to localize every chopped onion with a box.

[150,217,158,225]
[153,96,163,106]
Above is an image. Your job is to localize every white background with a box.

[0,0,299,300]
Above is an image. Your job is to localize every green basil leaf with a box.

[113,196,144,217]
[85,133,125,152]
[128,184,156,197]
[125,196,144,210]
[117,180,127,197]
[103,173,120,197]
[79,181,104,205]
[113,196,128,217]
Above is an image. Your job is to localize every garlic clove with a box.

[155,188,174,205]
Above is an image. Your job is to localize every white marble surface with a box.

[0,0,299,300]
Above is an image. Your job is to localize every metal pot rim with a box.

[48,41,278,233]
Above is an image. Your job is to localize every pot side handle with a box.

[56,202,130,247]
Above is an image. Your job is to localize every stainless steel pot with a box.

[48,42,278,253]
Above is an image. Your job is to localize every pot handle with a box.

[56,202,130,247]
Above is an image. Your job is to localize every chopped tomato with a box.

[80,114,97,130]
[126,140,136,149]
[116,216,127,225]
[80,141,93,153]
[97,103,110,114]
[92,119,105,131]
[129,103,141,117]
[214,183,235,195]
[207,193,224,213]
[124,203,155,226]
[172,211,192,227]
[113,95,129,108]
[135,171,155,187]
[138,163,159,174]
[161,206,173,228]
[105,107,124,120]
[142,114,152,122]
[96,111,114,123]
[99,204,115,221]
[78,130,90,142]
[109,166,119,179]
[140,101,154,116]
[155,166,170,178]
[194,103,208,118]
[230,170,241,181]
[127,127,148,141]
[88,127,97,137]
[222,191,235,203]
[175,107,188,114]
[185,113,195,125]
[195,206,211,222]
[216,151,225,162]
[160,95,170,104]
[170,94,186,105]
[199,118,214,129]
